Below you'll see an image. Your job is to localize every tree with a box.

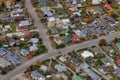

[83,17,89,23]
[30,50,36,56]
[70,64,76,71]
[36,60,41,67]
[99,39,106,46]
[45,61,49,66]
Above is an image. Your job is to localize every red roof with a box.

[72,34,79,42]
[24,31,30,37]
[105,3,112,9]
[18,25,29,30]
[14,17,20,22]
[116,59,120,65]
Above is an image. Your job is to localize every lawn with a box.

[0,0,5,2]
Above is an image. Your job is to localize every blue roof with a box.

[73,12,81,16]
[9,39,15,43]
[115,68,120,76]
[21,49,29,56]
[0,48,6,55]
[3,52,20,65]
[70,25,76,29]
[29,44,38,51]
[84,68,101,80]
[30,38,39,43]
[31,71,45,79]
[55,64,67,73]
[80,30,86,37]
[96,27,103,34]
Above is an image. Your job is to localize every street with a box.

[1,0,120,80]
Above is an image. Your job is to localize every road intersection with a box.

[1,0,120,80]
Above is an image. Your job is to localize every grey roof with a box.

[55,64,67,73]
[114,68,120,76]
[3,52,20,65]
[30,38,39,43]
[99,66,109,73]
[72,57,83,66]
[96,27,103,34]
[31,71,45,80]
[21,49,29,56]
[0,48,6,56]
[29,44,38,51]
[84,68,101,80]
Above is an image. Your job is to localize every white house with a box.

[81,51,94,59]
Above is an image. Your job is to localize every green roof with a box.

[62,36,71,42]
[102,57,110,63]
[75,76,84,80]
[116,42,120,49]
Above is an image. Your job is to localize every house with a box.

[80,30,86,37]
[40,65,48,72]
[102,57,112,66]
[30,38,39,44]
[70,25,76,29]
[116,42,120,50]
[92,0,102,5]
[114,68,120,77]
[31,71,45,80]
[5,25,11,29]
[0,58,11,68]
[81,51,94,59]
[62,19,70,24]
[73,12,81,16]
[0,48,6,56]
[47,21,55,28]
[72,34,79,42]
[18,20,30,31]
[84,68,102,80]
[55,64,67,73]
[59,56,66,62]
[105,3,112,9]
[18,25,29,31]
[29,44,38,51]
[19,20,30,27]
[71,57,83,67]
[47,17,55,22]
[9,38,16,46]
[92,47,101,55]
[20,49,29,57]
[53,35,63,45]
[43,11,53,17]
[24,31,30,37]
[62,36,71,43]
[116,59,120,66]
[96,27,103,35]
[3,52,20,65]
[98,66,109,75]
[103,46,115,53]
[75,76,84,80]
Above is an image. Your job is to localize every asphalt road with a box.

[1,0,120,80]
[1,31,120,80]
[25,0,53,51]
